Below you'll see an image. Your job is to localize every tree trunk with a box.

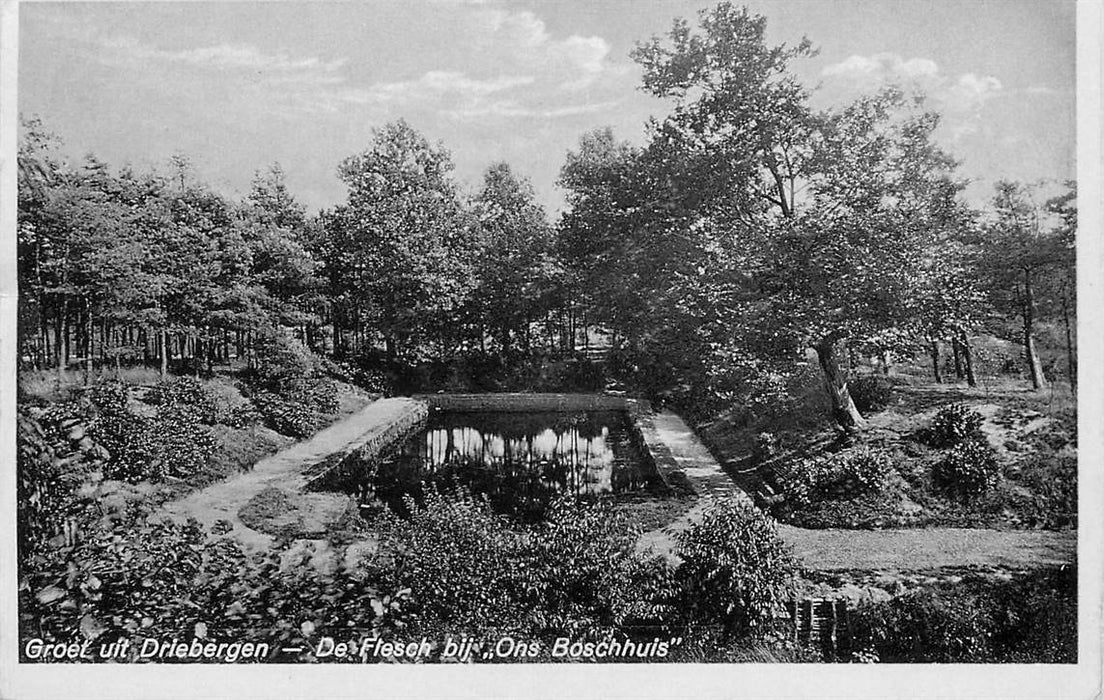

[1061,290,1076,390]
[959,330,977,387]
[159,328,168,378]
[814,335,867,435]
[1022,271,1048,390]
[929,339,943,384]
[951,337,964,379]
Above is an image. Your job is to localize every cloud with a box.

[364,70,536,104]
[820,53,1004,141]
[96,35,365,117]
[87,7,625,122]
[822,53,939,82]
[101,37,346,75]
[472,8,620,91]
[821,52,1002,113]
[444,99,619,121]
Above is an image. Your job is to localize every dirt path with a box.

[158,397,425,550]
[636,410,1077,572]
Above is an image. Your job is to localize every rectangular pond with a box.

[313,409,665,522]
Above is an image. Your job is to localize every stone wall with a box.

[417,392,630,412]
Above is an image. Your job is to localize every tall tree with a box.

[332,120,476,362]
[979,181,1069,390]
[625,3,962,434]
[470,163,557,355]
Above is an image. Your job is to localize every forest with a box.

[16,3,1077,665]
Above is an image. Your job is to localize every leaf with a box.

[194,621,208,639]
[35,585,66,605]
[300,620,315,637]
[80,614,107,640]
[370,599,385,618]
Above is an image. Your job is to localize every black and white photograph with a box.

[1,0,1100,697]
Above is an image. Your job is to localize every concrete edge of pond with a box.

[414,392,632,412]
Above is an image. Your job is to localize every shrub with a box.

[782,448,892,507]
[848,375,893,415]
[925,403,984,448]
[88,381,215,482]
[849,568,1077,663]
[1017,451,1077,529]
[384,487,529,630]
[20,516,410,662]
[147,377,218,425]
[675,498,797,637]
[832,448,893,496]
[933,439,1001,498]
[850,587,998,662]
[250,390,320,439]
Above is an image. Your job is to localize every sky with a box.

[18,0,1077,216]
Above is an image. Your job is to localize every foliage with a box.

[19,515,410,662]
[925,402,984,447]
[849,567,1076,663]
[847,375,893,415]
[383,488,681,642]
[148,377,219,424]
[1014,451,1077,529]
[674,498,797,637]
[16,408,100,554]
[384,487,530,630]
[87,381,215,482]
[327,120,477,362]
[782,447,894,509]
[850,585,998,662]
[832,448,894,496]
[249,390,321,439]
[933,439,1001,499]
[243,330,339,438]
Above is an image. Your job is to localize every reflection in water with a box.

[336,411,657,521]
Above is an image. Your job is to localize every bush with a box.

[781,448,893,507]
[850,587,998,662]
[1016,451,1077,529]
[147,377,218,424]
[384,487,530,630]
[849,568,1077,663]
[832,448,893,496]
[88,381,215,482]
[250,390,320,439]
[848,375,893,415]
[675,498,797,637]
[925,403,984,448]
[933,439,1001,498]
[20,516,410,662]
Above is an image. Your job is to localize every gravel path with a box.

[637,410,1077,572]
[158,397,425,549]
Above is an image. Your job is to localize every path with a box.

[636,410,1077,571]
[159,397,425,550]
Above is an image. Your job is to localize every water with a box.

[323,410,660,522]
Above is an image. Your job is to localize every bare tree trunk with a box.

[814,334,867,435]
[951,336,964,379]
[1022,271,1048,390]
[1061,290,1076,390]
[929,339,943,384]
[159,328,168,378]
[959,330,977,387]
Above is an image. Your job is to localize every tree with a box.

[624,3,962,434]
[978,181,1071,390]
[469,163,557,355]
[331,120,477,362]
